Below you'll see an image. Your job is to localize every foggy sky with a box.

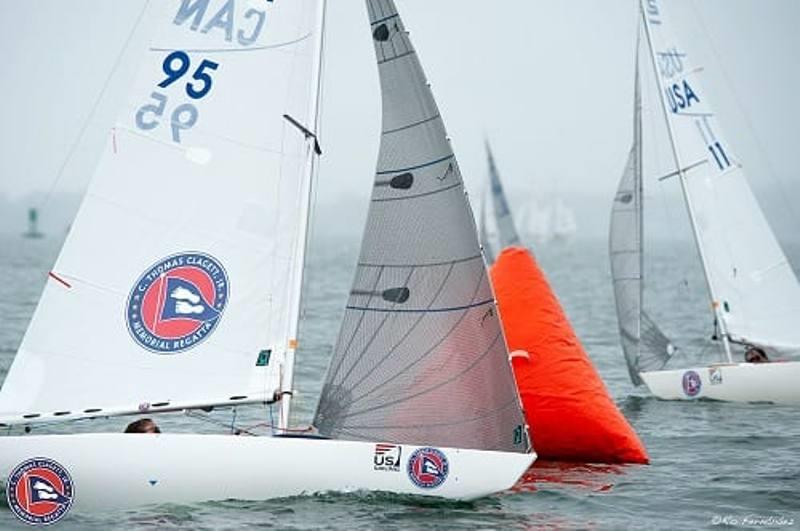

[0,0,798,241]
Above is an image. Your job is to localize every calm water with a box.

[0,234,798,530]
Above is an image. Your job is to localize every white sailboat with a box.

[480,142,521,264]
[551,199,577,243]
[610,0,800,404]
[0,0,533,517]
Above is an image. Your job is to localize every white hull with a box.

[640,362,800,404]
[0,434,535,512]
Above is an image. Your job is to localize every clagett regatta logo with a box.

[126,252,229,354]
[6,457,74,526]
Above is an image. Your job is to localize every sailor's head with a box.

[125,418,161,434]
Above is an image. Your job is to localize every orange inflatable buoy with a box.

[491,247,649,464]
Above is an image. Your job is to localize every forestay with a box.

[642,0,800,352]
[313,0,529,454]
[610,42,673,386]
[0,0,325,425]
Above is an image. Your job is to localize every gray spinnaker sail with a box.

[313,0,529,454]
[609,43,674,386]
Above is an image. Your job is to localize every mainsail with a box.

[642,0,800,354]
[610,36,673,385]
[0,0,325,425]
[313,0,529,454]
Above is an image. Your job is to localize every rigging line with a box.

[336,330,503,420]
[340,397,521,431]
[38,0,153,212]
[335,261,457,393]
[323,266,386,386]
[330,267,417,386]
[149,32,312,54]
[689,0,800,233]
[343,264,489,409]
[358,253,482,269]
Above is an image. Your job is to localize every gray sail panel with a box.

[487,143,521,249]
[610,143,646,385]
[610,52,673,385]
[314,0,528,454]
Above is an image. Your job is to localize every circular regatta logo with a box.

[682,370,702,397]
[6,458,74,526]
[126,252,229,354]
[407,447,449,489]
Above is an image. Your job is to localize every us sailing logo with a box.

[407,447,449,489]
[6,457,75,526]
[373,443,402,472]
[126,252,228,354]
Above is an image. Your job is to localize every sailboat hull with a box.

[0,434,535,512]
[640,362,800,404]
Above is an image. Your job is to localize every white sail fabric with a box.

[610,57,673,385]
[0,0,324,423]
[313,0,529,454]
[642,0,800,352]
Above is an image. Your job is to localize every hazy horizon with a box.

[1,0,798,245]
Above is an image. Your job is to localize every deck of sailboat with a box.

[640,361,800,404]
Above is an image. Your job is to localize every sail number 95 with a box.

[135,51,219,143]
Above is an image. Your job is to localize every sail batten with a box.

[313,0,528,454]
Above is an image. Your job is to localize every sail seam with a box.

[346,298,493,314]
[358,254,482,269]
[378,50,415,65]
[372,182,461,203]
[376,154,454,175]
[340,267,490,410]
[382,114,441,135]
[334,331,503,420]
[370,13,399,26]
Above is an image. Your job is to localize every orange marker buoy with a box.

[491,247,649,464]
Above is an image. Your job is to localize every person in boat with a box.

[744,346,769,363]
[124,418,161,433]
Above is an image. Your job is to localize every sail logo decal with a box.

[373,444,402,472]
[682,370,702,397]
[6,457,75,526]
[126,252,229,354]
[407,447,449,489]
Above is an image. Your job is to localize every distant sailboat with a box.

[0,0,533,515]
[480,142,521,263]
[610,0,800,404]
[551,198,577,243]
[22,208,44,239]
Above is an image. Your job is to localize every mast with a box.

[279,0,328,430]
[633,24,644,371]
[639,0,733,362]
